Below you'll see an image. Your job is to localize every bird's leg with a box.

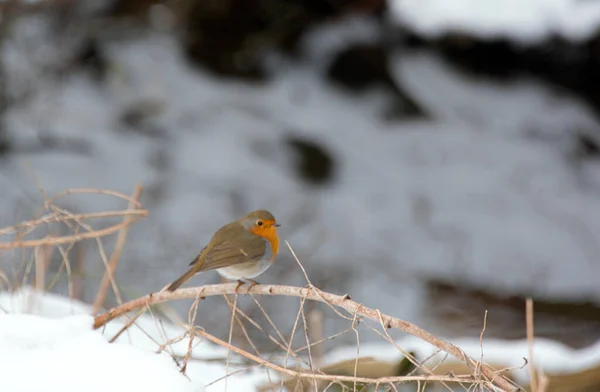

[246,279,259,291]
[234,279,259,294]
[234,280,245,294]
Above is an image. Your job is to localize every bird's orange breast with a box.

[249,225,279,261]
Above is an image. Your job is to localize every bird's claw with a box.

[234,280,245,294]
[234,279,259,294]
[247,279,259,291]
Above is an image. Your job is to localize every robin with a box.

[164,209,281,292]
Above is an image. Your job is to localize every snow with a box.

[2,288,600,391]
[0,2,599,390]
[0,288,271,392]
[389,0,600,43]
[0,313,201,392]
[323,336,600,385]
[0,4,599,369]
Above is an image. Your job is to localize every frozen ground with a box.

[0,288,266,392]
[0,313,203,392]
[0,12,599,345]
[3,288,600,391]
[389,0,600,43]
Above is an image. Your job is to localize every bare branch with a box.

[92,185,143,313]
[93,283,520,391]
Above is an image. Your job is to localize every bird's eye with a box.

[256,220,263,226]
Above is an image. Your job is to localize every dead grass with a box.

[0,185,146,300]
[0,184,583,392]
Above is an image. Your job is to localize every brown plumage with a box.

[164,210,280,292]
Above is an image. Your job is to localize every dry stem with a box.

[526,298,539,392]
[0,218,146,250]
[195,327,478,386]
[92,185,143,313]
[93,283,520,392]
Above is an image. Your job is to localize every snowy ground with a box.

[389,0,600,43]
[0,8,600,348]
[3,288,600,391]
[0,313,203,392]
[0,288,267,392]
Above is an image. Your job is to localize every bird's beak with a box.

[275,224,281,227]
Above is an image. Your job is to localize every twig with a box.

[92,185,143,314]
[0,219,146,250]
[47,244,74,297]
[477,310,488,379]
[181,294,203,375]
[72,242,86,301]
[307,309,324,367]
[0,210,147,236]
[373,310,431,376]
[42,188,145,209]
[351,306,361,392]
[220,294,269,386]
[194,328,481,386]
[526,298,537,392]
[108,308,147,343]
[222,290,250,352]
[280,293,306,390]
[224,294,238,391]
[93,284,520,392]
[300,297,319,391]
[220,298,308,366]
[248,294,288,352]
[48,205,124,306]
[34,243,53,292]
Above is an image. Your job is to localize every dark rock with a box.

[402,31,600,116]
[573,133,600,160]
[411,34,524,81]
[105,0,164,17]
[328,44,390,91]
[287,135,335,185]
[73,38,108,82]
[182,0,387,80]
[182,0,272,81]
[0,125,10,159]
[327,43,427,119]
[426,279,600,349]
[118,100,168,139]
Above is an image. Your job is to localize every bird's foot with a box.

[234,280,245,294]
[246,279,259,291]
[234,279,260,294]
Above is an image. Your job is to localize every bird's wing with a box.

[192,225,267,272]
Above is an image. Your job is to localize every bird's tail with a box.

[162,267,197,292]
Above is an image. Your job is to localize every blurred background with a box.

[1,0,600,352]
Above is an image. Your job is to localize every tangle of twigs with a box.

[94,284,520,392]
[0,186,524,391]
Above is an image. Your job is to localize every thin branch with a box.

[42,188,145,209]
[194,328,483,386]
[307,309,324,367]
[93,283,520,392]
[0,218,146,250]
[526,298,537,392]
[0,210,147,236]
[92,185,143,313]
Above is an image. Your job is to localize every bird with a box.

[164,209,280,292]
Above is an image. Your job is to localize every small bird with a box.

[165,209,280,292]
